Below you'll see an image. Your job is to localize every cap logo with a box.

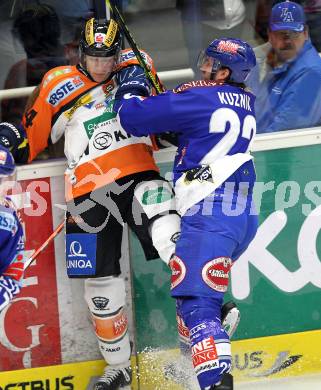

[104,19,118,48]
[85,18,95,46]
[280,8,294,22]
[217,40,239,54]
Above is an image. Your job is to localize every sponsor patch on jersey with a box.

[93,132,113,150]
[43,67,72,87]
[184,165,214,184]
[66,233,97,276]
[47,76,85,106]
[0,210,18,235]
[202,257,232,292]
[192,336,219,374]
[141,187,174,205]
[64,93,92,120]
[3,251,25,282]
[119,50,153,69]
[83,109,117,139]
[169,255,186,289]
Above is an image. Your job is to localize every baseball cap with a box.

[270,1,306,32]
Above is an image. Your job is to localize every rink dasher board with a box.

[1,329,321,389]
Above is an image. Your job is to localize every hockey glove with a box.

[0,275,20,312]
[155,132,179,148]
[0,122,25,151]
[114,65,152,112]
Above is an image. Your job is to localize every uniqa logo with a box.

[231,207,321,299]
[68,241,86,257]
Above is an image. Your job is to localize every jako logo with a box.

[68,241,86,257]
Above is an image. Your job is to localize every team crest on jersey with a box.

[103,81,115,96]
[47,76,85,106]
[169,255,186,289]
[202,257,232,292]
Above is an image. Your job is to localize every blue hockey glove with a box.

[114,65,152,112]
[0,275,20,312]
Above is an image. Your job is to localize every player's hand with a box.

[155,132,179,148]
[0,275,20,312]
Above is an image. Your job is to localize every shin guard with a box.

[84,276,130,365]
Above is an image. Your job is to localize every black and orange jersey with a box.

[19,49,160,200]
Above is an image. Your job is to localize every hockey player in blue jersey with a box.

[116,38,258,389]
[0,145,25,312]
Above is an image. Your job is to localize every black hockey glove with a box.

[114,65,152,112]
[155,132,179,148]
[0,122,25,151]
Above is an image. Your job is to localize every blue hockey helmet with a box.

[198,38,256,83]
[0,145,16,178]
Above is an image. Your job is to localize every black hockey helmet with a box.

[79,18,122,58]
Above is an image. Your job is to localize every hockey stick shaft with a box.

[105,0,165,94]
[24,220,64,270]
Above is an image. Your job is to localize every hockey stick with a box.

[24,220,64,270]
[105,0,165,94]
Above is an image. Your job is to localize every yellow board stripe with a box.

[1,330,321,389]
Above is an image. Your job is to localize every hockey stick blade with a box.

[24,221,64,270]
[105,0,164,94]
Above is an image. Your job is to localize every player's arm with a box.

[117,89,190,137]
[114,64,152,110]
[0,209,25,312]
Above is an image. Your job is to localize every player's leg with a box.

[84,277,132,389]
[66,185,132,390]
[129,171,180,264]
[169,202,239,390]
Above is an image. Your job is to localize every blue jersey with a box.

[0,198,24,279]
[0,198,24,312]
[118,80,257,215]
[119,80,256,177]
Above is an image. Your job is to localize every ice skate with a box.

[221,301,240,338]
[94,362,132,390]
[204,373,233,390]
